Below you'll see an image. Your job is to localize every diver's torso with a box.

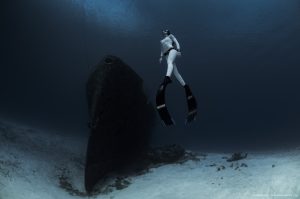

[160,36,173,53]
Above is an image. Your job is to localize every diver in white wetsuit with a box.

[159,29,186,87]
[156,30,197,124]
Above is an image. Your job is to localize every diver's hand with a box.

[159,57,163,64]
[177,51,182,56]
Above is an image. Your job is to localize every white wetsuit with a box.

[160,34,186,86]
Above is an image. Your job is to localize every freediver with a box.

[159,29,186,88]
[156,29,197,125]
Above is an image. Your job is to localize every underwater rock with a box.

[146,144,185,164]
[226,152,248,162]
[85,145,200,195]
[132,144,200,174]
[240,163,248,167]
[85,55,156,193]
[217,165,226,171]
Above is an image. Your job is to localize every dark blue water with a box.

[1,0,300,151]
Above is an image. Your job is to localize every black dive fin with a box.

[156,84,175,126]
[184,84,197,124]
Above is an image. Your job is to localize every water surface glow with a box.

[72,0,142,33]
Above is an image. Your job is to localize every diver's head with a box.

[162,29,171,37]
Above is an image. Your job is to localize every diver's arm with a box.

[159,48,163,63]
[170,34,180,51]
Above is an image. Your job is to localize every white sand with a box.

[0,120,300,199]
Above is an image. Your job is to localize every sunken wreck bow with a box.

[85,55,156,193]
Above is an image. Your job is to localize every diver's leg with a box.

[161,50,177,86]
[173,63,186,86]
[156,51,177,126]
[166,50,177,77]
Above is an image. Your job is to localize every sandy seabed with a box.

[0,120,300,199]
